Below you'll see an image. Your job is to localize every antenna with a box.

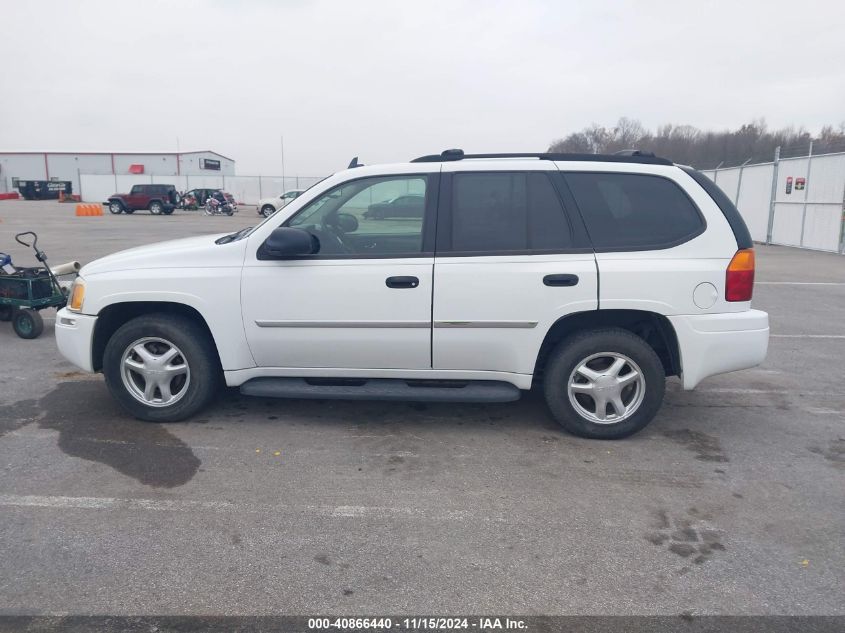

[348,156,363,168]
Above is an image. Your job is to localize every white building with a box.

[0,150,235,195]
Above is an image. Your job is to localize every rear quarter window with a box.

[564,172,705,250]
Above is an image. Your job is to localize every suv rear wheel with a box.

[103,313,221,422]
[543,328,665,439]
[261,204,276,217]
[149,201,163,215]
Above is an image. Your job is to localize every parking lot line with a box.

[756,282,845,286]
[0,493,477,522]
[771,334,845,339]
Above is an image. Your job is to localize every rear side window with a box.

[564,173,704,250]
[446,172,572,253]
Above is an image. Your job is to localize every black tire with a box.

[103,313,221,422]
[0,305,15,322]
[543,328,665,439]
[261,205,275,217]
[149,201,163,215]
[108,201,124,214]
[12,309,44,339]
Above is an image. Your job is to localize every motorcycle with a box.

[204,197,234,216]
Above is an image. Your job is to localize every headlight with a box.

[68,277,86,312]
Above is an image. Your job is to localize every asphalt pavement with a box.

[0,200,843,616]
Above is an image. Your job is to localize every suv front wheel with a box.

[108,201,124,214]
[103,313,221,422]
[543,328,665,439]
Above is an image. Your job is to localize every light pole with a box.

[280,135,286,192]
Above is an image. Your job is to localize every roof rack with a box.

[410,148,673,166]
[614,149,656,157]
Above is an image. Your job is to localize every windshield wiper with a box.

[215,227,252,245]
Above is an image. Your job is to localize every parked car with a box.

[106,184,180,215]
[258,189,303,217]
[57,149,768,439]
[181,188,236,210]
[363,194,425,219]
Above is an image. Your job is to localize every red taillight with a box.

[726,249,755,302]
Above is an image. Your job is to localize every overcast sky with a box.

[2,0,843,176]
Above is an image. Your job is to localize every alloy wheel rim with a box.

[120,337,190,407]
[567,352,645,424]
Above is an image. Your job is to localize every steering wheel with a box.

[318,213,352,254]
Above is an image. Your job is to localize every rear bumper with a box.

[54,308,97,373]
[669,310,769,390]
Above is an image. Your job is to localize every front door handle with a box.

[386,276,419,289]
[543,274,579,287]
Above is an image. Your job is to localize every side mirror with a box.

[261,227,318,258]
[336,212,359,233]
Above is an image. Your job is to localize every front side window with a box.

[445,172,573,253]
[564,172,705,249]
[130,185,141,194]
[287,175,429,256]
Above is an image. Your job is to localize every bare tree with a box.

[548,118,845,168]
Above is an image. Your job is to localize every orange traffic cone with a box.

[75,204,104,216]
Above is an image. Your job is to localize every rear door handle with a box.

[386,276,420,289]
[543,274,579,287]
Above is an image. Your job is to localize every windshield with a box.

[217,176,331,243]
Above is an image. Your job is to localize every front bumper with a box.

[669,309,769,390]
[54,308,98,373]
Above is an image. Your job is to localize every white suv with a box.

[56,150,769,439]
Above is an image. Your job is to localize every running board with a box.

[239,377,521,403]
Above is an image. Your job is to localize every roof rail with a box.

[410,149,672,166]
[614,149,656,157]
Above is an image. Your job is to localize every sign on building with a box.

[200,158,221,171]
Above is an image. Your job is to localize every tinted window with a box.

[447,172,572,253]
[288,175,428,256]
[681,167,751,249]
[565,173,704,249]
